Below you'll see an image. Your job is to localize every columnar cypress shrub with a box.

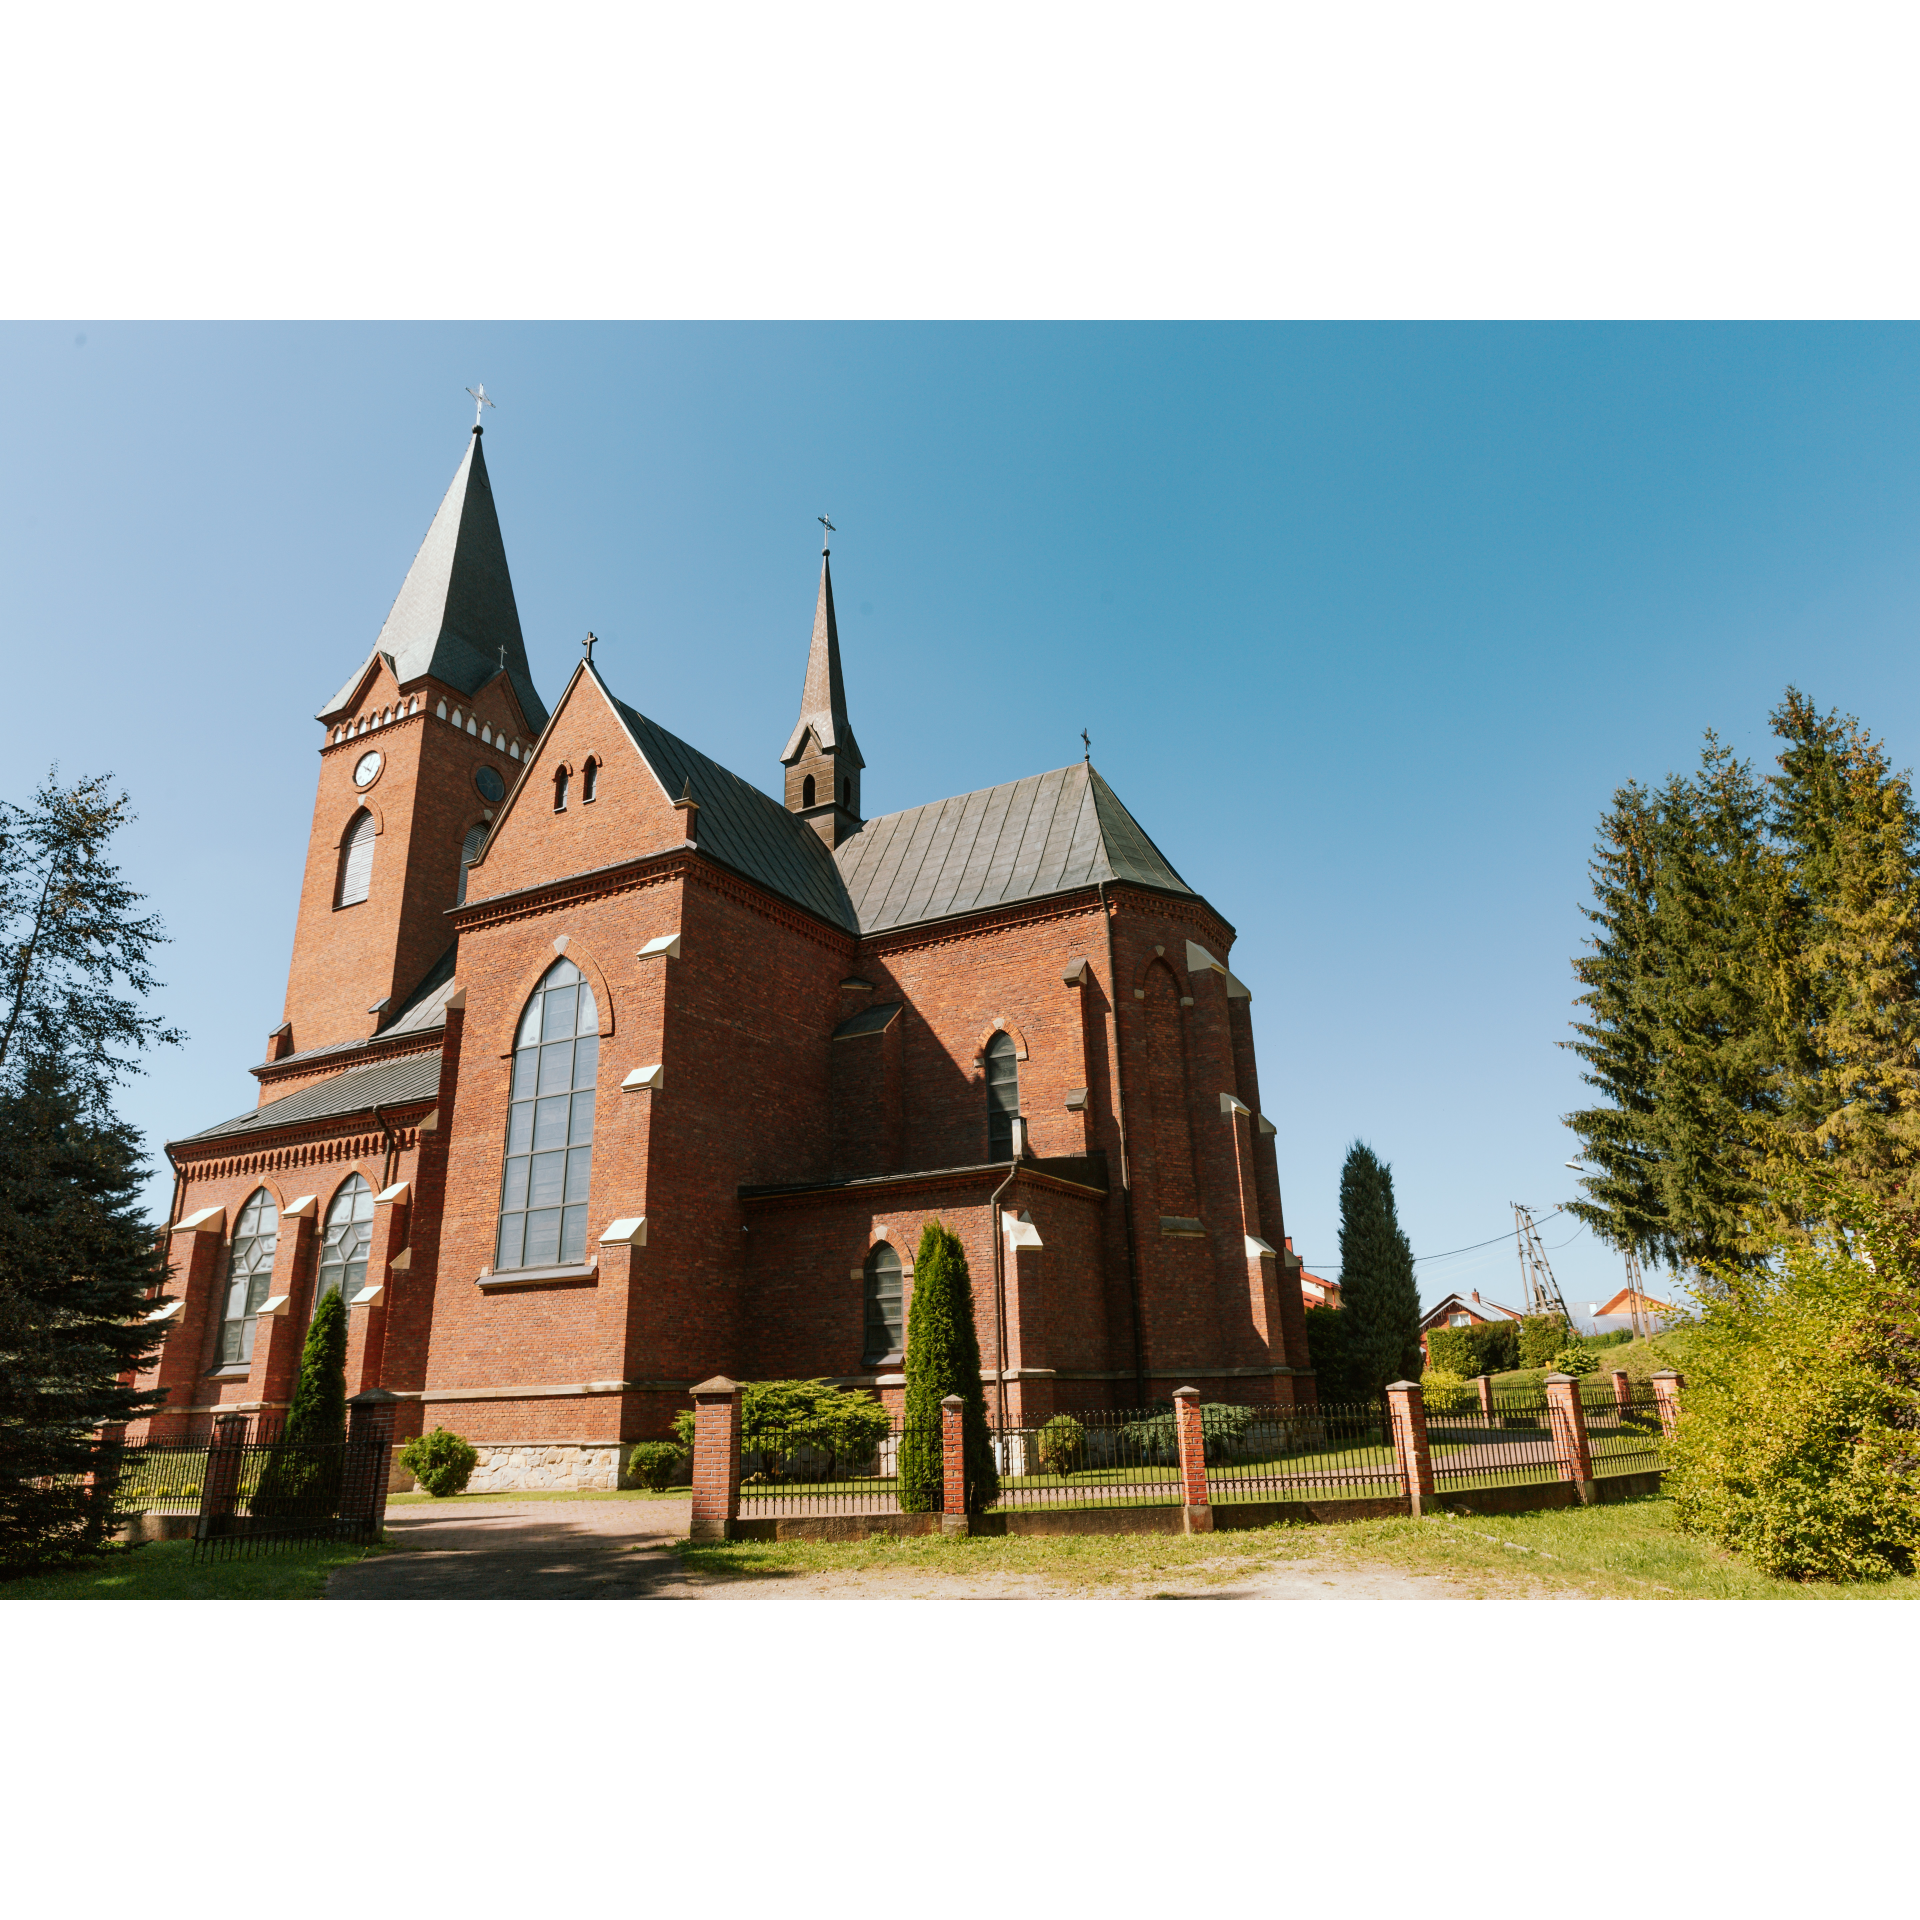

[251,1290,347,1515]
[1303,1305,1365,1402]
[1337,1143,1423,1397]
[897,1220,999,1512]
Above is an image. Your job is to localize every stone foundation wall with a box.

[449,1441,626,1494]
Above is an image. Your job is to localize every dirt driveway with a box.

[327,1496,1567,1601]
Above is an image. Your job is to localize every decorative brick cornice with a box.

[170,1105,434,1183]
[858,883,1234,963]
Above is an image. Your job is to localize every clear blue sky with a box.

[9,321,1920,1316]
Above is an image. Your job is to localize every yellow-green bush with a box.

[1419,1368,1473,1413]
[1667,1191,1920,1582]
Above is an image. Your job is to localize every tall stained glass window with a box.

[496,958,598,1270]
[315,1174,374,1312]
[218,1189,279,1366]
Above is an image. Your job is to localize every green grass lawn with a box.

[672,1494,1920,1599]
[0,1537,392,1601]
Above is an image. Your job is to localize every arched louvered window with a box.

[863,1243,904,1365]
[218,1189,279,1366]
[315,1175,374,1313]
[496,958,598,1270]
[456,823,487,905]
[802,774,816,808]
[337,811,375,907]
[986,1030,1020,1162]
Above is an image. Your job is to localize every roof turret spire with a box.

[780,526,863,771]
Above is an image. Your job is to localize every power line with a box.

[1298,1207,1568,1277]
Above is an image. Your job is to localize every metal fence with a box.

[1201,1401,1405,1503]
[736,1424,928,1517]
[1582,1382,1667,1478]
[726,1382,1668,1520]
[988,1407,1191,1511]
[1427,1394,1567,1491]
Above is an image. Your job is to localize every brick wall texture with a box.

[131,508,1311,1476]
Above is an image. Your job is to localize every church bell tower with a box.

[780,528,864,847]
[276,415,548,1060]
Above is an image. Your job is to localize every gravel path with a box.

[326,1496,1567,1601]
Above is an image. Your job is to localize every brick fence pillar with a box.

[940,1394,969,1535]
[1611,1369,1633,1427]
[1651,1369,1685,1440]
[1545,1372,1597,1503]
[344,1388,400,1539]
[1385,1380,1435,1517]
[196,1412,249,1540]
[689,1376,741,1543]
[1476,1374,1495,1423]
[1172,1386,1213,1534]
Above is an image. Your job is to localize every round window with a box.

[353,751,382,788]
[475,766,506,803]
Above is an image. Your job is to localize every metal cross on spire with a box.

[583,631,598,663]
[818,515,835,554]
[1081,728,1091,763]
[466,383,495,428]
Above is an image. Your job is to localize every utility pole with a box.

[1513,1203,1572,1323]
[1622,1246,1648,1341]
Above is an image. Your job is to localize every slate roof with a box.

[1419,1292,1526,1330]
[604,686,861,933]
[834,762,1194,936]
[319,431,548,732]
[174,1052,442,1147]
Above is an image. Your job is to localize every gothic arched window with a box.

[315,1175,374,1314]
[863,1243,904,1365]
[496,958,599,1270]
[583,757,599,803]
[986,1030,1020,1161]
[803,773,816,808]
[554,767,569,811]
[456,823,486,905]
[218,1189,279,1366]
[337,810,375,907]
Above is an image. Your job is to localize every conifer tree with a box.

[1336,1143,1422,1396]
[0,1060,169,1571]
[251,1291,348,1516]
[896,1219,999,1512]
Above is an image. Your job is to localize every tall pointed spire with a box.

[318,428,548,731]
[780,537,863,770]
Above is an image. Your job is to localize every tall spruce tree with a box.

[1568,694,1920,1268]
[896,1220,999,1512]
[0,1061,169,1571]
[1336,1143,1422,1396]
[0,770,182,1570]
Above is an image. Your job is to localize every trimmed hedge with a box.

[1424,1319,1520,1377]
[1519,1314,1575,1370]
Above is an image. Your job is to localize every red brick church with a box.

[134,422,1311,1489]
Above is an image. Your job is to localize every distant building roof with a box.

[835,762,1195,936]
[1419,1291,1525,1332]
[174,1051,441,1147]
[1592,1286,1671,1318]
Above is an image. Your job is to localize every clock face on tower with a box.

[353,751,382,788]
